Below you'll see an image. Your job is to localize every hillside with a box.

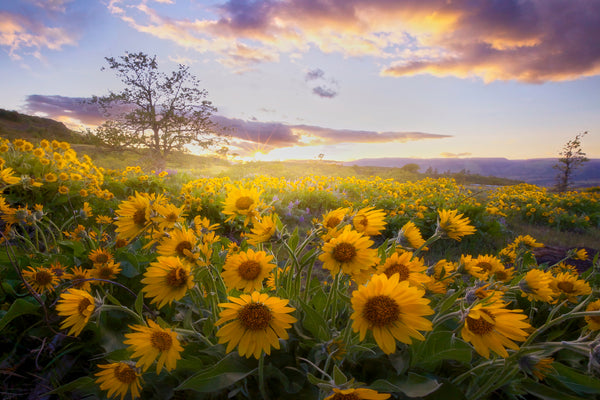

[346,157,600,187]
[0,108,92,144]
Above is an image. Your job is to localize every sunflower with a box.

[550,272,591,303]
[472,255,505,277]
[124,320,183,374]
[573,248,588,261]
[585,300,600,331]
[322,207,350,230]
[519,269,556,303]
[193,215,220,235]
[353,206,387,236]
[56,289,95,336]
[22,266,58,294]
[246,214,277,245]
[114,192,152,241]
[319,227,380,277]
[95,362,143,400]
[436,209,476,241]
[350,273,433,354]
[91,261,122,283]
[222,248,276,292]
[88,248,114,266]
[152,202,186,231]
[398,221,428,251]
[65,266,92,291]
[156,227,198,263]
[324,387,391,400]
[492,266,516,283]
[141,256,195,308]
[461,303,531,358]
[375,251,429,288]
[459,255,488,281]
[0,167,20,185]
[222,186,262,226]
[216,291,297,359]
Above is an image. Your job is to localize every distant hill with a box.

[0,108,91,144]
[345,157,600,187]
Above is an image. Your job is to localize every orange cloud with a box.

[107,0,600,82]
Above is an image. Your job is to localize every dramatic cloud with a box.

[24,95,104,127]
[106,0,600,82]
[0,10,76,60]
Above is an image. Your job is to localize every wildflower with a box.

[585,300,600,331]
[91,261,122,283]
[353,206,387,236]
[472,254,505,277]
[319,226,380,277]
[0,167,20,185]
[44,172,57,182]
[322,207,349,230]
[519,355,554,381]
[157,227,198,263]
[152,203,186,231]
[461,303,531,358]
[22,266,58,294]
[519,269,556,303]
[460,255,488,281]
[398,221,427,250]
[436,209,476,241]
[350,273,433,354]
[222,248,275,292]
[216,291,297,359]
[193,215,219,234]
[65,266,92,291]
[114,192,151,241]
[124,320,183,374]
[246,214,277,245]
[375,251,429,288]
[58,185,69,194]
[222,186,262,226]
[95,362,143,400]
[574,248,588,261]
[56,289,95,336]
[88,248,114,266]
[141,256,194,308]
[96,215,113,224]
[324,388,391,400]
[550,272,591,303]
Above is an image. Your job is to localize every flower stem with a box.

[258,353,270,400]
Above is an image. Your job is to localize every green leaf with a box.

[306,372,331,386]
[176,354,255,392]
[521,380,587,400]
[0,298,40,331]
[134,290,144,316]
[369,373,441,398]
[411,330,472,368]
[44,376,96,396]
[424,382,467,400]
[298,298,329,341]
[435,290,462,314]
[288,227,299,251]
[332,364,347,385]
[551,362,600,394]
[58,240,86,258]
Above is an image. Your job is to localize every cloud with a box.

[440,152,472,158]
[305,68,325,81]
[106,0,600,82]
[0,10,77,60]
[312,86,338,98]
[304,67,339,98]
[24,95,105,127]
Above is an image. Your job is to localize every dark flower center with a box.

[78,297,92,316]
[466,310,495,335]
[175,241,193,256]
[151,330,173,351]
[34,271,53,286]
[235,196,254,210]
[238,260,262,280]
[384,263,410,281]
[333,242,357,263]
[331,393,360,400]
[326,216,340,228]
[114,363,137,384]
[238,303,272,330]
[363,295,400,327]
[557,281,575,293]
[133,208,147,226]
[166,267,188,288]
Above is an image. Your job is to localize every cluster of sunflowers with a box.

[487,183,600,230]
[2,138,600,399]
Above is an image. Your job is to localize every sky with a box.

[1,0,600,162]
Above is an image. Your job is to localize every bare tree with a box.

[554,131,588,192]
[91,52,227,169]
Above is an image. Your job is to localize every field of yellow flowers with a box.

[1,137,600,400]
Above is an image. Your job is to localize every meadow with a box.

[1,137,600,399]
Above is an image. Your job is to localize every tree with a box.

[554,131,589,192]
[91,52,227,169]
[401,163,420,174]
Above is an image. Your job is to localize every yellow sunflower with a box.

[550,272,591,303]
[216,291,297,359]
[492,266,516,283]
[461,303,531,358]
[0,167,20,185]
[222,248,276,292]
[353,206,387,236]
[124,320,184,374]
[56,289,95,336]
[375,251,429,288]
[585,300,600,331]
[472,254,505,277]
[91,261,122,283]
[246,214,277,245]
[324,387,391,400]
[322,207,350,230]
[436,209,476,241]
[88,248,114,266]
[156,227,198,263]
[152,202,186,231]
[460,255,488,281]
[222,186,262,226]
[95,362,143,400]
[22,266,58,294]
[141,256,195,308]
[398,221,428,251]
[350,273,434,354]
[114,192,152,241]
[319,227,380,277]
[65,266,92,291]
[519,269,556,303]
